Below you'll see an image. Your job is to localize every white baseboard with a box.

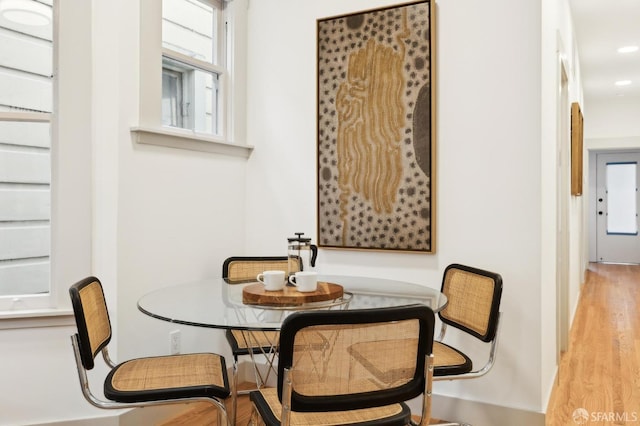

[34,415,118,426]
[409,394,545,426]
[119,404,190,426]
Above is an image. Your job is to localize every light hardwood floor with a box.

[546,262,640,425]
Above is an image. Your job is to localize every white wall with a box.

[244,0,566,422]
[106,0,249,362]
[585,96,640,140]
[540,0,588,407]
[0,0,589,424]
[584,95,640,262]
[1,0,248,424]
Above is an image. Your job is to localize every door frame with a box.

[590,149,640,264]
[556,59,570,357]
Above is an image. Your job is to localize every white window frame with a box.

[0,0,91,322]
[0,112,51,312]
[132,0,252,157]
[162,49,222,134]
[161,64,186,128]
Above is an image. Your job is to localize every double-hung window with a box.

[136,0,249,155]
[162,0,224,136]
[0,0,53,310]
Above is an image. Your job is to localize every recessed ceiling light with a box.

[618,45,639,54]
[0,0,51,26]
[615,80,632,87]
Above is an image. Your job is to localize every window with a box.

[606,162,638,235]
[0,0,53,308]
[162,0,224,136]
[134,0,251,156]
[162,0,225,136]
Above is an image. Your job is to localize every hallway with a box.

[546,263,640,425]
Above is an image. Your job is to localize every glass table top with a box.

[137,274,447,331]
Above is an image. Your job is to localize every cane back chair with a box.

[69,276,230,425]
[433,263,503,381]
[222,256,302,423]
[249,304,436,426]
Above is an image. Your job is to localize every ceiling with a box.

[569,0,640,100]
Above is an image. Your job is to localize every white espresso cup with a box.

[256,270,286,291]
[288,271,318,292]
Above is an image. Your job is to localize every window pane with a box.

[0,0,53,298]
[162,0,216,65]
[162,56,219,135]
[162,68,183,127]
[607,162,638,235]
[193,68,219,134]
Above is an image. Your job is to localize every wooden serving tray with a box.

[242,282,344,306]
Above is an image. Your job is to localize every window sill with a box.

[131,126,254,158]
[0,309,74,330]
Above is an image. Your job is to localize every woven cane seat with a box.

[432,341,472,376]
[226,329,279,355]
[106,353,229,402]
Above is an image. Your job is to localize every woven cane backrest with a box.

[69,276,112,370]
[278,304,434,413]
[439,264,502,342]
[222,256,300,283]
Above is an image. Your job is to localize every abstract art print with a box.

[316,0,435,252]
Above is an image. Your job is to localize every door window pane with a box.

[607,162,638,235]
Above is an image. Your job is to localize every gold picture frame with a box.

[571,102,584,196]
[316,0,436,252]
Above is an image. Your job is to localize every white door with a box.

[596,152,640,264]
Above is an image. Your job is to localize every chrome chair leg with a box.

[231,358,238,426]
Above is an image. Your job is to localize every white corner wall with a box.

[584,95,640,262]
[585,96,640,140]
[0,0,589,424]
[105,0,249,363]
[244,0,551,423]
[1,0,250,424]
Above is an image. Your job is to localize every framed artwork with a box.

[571,102,584,196]
[316,0,435,252]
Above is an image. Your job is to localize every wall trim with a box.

[36,415,118,426]
[427,394,545,426]
[131,126,254,157]
[0,309,74,330]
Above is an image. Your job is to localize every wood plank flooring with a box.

[546,263,640,426]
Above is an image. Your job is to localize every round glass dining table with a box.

[137,274,448,331]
